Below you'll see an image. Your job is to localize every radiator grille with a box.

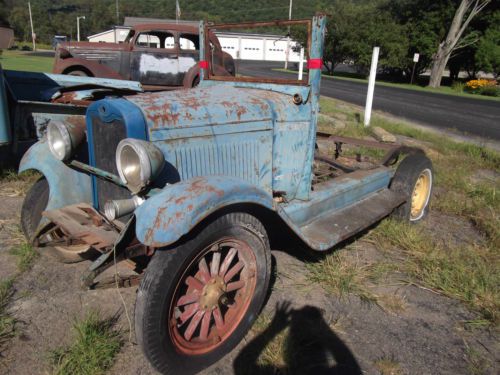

[175,141,261,184]
[91,118,131,210]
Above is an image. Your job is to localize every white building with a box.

[87,18,302,63]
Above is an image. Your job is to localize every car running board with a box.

[295,188,406,251]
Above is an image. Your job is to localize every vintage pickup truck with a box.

[19,16,433,374]
[53,23,235,90]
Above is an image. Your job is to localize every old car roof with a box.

[133,23,200,33]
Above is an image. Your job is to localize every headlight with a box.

[47,120,85,161]
[116,138,165,193]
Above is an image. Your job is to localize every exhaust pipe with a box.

[104,196,144,221]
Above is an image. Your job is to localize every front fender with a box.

[135,176,275,247]
[19,140,92,213]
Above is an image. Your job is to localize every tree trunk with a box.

[429,44,451,87]
[428,0,490,88]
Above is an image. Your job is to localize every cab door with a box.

[177,33,201,85]
[130,30,180,87]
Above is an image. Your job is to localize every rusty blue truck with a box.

[18,16,433,374]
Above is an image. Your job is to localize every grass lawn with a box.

[276,68,500,102]
[0,50,53,73]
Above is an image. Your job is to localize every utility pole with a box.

[116,0,119,25]
[28,1,36,51]
[284,0,292,70]
[77,16,86,42]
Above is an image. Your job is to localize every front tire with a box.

[135,212,271,375]
[21,178,49,240]
[390,153,433,222]
[21,177,91,263]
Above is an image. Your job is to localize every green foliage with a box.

[475,12,500,77]
[51,311,122,375]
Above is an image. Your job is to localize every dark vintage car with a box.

[53,23,235,90]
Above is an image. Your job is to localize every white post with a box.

[364,46,379,127]
[298,47,304,80]
[28,2,36,51]
[284,0,292,69]
[77,16,85,42]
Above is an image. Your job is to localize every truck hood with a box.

[126,84,311,139]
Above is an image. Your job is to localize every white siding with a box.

[240,38,264,60]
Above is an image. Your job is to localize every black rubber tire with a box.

[192,75,200,87]
[135,212,271,375]
[21,178,49,241]
[390,153,433,222]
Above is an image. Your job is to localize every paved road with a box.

[237,61,500,141]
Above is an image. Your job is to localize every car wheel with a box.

[21,177,91,263]
[390,153,433,222]
[21,178,49,240]
[135,212,271,375]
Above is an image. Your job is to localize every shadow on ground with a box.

[233,302,361,375]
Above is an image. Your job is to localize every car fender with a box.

[135,176,275,247]
[19,140,92,213]
[54,57,124,80]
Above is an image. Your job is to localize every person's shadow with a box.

[234,302,362,375]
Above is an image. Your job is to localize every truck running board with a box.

[296,188,405,251]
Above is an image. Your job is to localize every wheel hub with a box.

[411,170,431,219]
[199,276,225,310]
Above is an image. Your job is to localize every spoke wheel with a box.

[135,212,271,375]
[170,239,257,354]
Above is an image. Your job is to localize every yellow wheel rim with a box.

[410,169,432,221]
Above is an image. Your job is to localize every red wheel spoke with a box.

[198,258,211,283]
[199,310,212,340]
[210,252,221,277]
[179,303,199,325]
[186,276,204,291]
[226,280,245,292]
[213,306,224,330]
[176,291,200,307]
[219,247,237,277]
[184,310,205,341]
[224,261,244,283]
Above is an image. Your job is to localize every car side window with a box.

[179,34,199,51]
[135,31,175,50]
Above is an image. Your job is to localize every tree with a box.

[428,0,491,88]
[319,0,407,76]
[475,11,500,77]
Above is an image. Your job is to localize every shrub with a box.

[464,79,499,96]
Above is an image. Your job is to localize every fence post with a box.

[364,46,379,127]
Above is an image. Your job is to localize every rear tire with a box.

[135,212,271,375]
[390,153,433,222]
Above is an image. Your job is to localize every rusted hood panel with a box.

[126,84,311,134]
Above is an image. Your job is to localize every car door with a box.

[177,33,201,85]
[129,30,180,87]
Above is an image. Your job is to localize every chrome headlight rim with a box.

[116,138,157,192]
[47,121,72,161]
